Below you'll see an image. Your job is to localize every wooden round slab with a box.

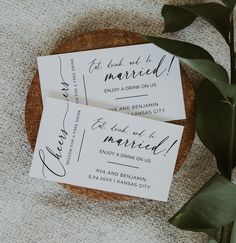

[25,29,195,201]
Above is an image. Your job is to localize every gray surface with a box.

[0,0,232,242]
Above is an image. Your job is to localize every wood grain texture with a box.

[25,29,195,201]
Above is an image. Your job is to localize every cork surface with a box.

[25,29,195,201]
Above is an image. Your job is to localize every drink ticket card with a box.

[30,98,184,201]
[37,43,186,121]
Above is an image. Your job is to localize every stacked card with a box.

[30,43,185,201]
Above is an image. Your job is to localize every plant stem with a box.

[220,10,236,243]
[228,104,236,180]
[230,12,235,84]
[220,104,236,242]
[221,223,234,243]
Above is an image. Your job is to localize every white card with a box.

[30,97,184,201]
[37,43,186,121]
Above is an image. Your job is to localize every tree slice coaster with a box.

[25,29,195,201]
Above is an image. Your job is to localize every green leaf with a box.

[183,59,229,94]
[162,3,230,44]
[145,36,214,60]
[162,5,196,33]
[144,36,230,99]
[196,80,236,177]
[169,173,236,240]
[221,0,236,10]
